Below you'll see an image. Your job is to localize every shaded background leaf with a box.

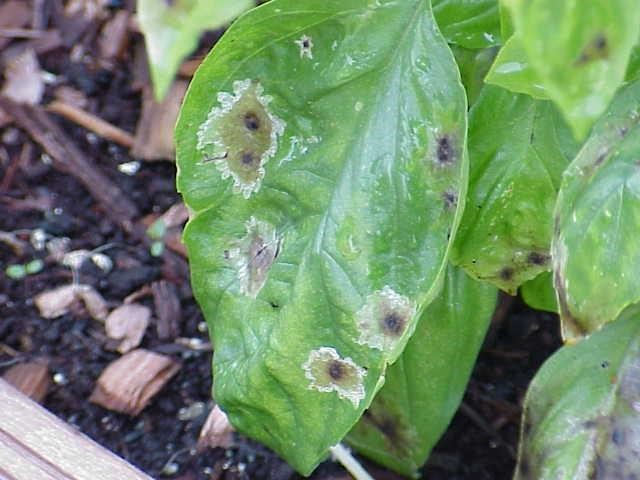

[176,0,468,473]
[138,0,253,100]
[452,45,498,107]
[347,265,497,477]
[520,272,557,314]
[432,0,501,49]
[451,85,578,293]
[515,305,640,479]
[553,79,640,340]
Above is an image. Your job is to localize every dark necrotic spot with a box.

[500,267,514,281]
[381,312,405,336]
[442,190,457,209]
[436,135,455,165]
[302,38,311,48]
[601,360,610,369]
[328,360,345,381]
[611,427,624,446]
[577,33,609,64]
[243,111,260,131]
[269,301,280,309]
[527,252,549,266]
[241,151,255,166]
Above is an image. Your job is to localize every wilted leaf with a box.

[451,45,498,107]
[502,0,640,138]
[432,0,501,49]
[176,0,467,474]
[451,85,578,292]
[347,266,496,476]
[138,0,254,100]
[515,305,640,479]
[553,79,640,340]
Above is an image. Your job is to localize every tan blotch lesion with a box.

[196,79,285,198]
[227,217,280,298]
[355,286,416,354]
[302,347,366,407]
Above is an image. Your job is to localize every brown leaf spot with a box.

[442,190,457,209]
[527,252,549,266]
[243,111,260,131]
[436,134,455,165]
[500,267,514,281]
[328,360,346,381]
[577,33,609,64]
[381,312,405,336]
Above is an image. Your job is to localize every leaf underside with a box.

[176,0,467,474]
[347,265,497,477]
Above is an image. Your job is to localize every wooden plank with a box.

[0,379,153,480]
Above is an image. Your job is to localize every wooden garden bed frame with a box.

[0,379,152,480]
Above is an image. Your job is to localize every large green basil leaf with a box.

[175,0,467,474]
[552,80,640,340]
[432,0,501,49]
[515,305,640,479]
[347,265,497,477]
[502,0,640,139]
[451,85,577,293]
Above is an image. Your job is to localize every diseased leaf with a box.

[347,265,497,477]
[515,305,640,479]
[485,34,548,100]
[502,0,640,138]
[175,0,468,474]
[451,85,578,293]
[520,272,557,314]
[432,0,501,49]
[553,80,640,340]
[138,0,253,100]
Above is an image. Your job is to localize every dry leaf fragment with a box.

[2,360,50,403]
[197,404,235,450]
[90,349,180,415]
[76,284,109,321]
[34,283,108,320]
[34,284,78,318]
[132,81,187,161]
[105,303,151,353]
[1,48,44,105]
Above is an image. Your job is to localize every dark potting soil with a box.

[0,5,562,479]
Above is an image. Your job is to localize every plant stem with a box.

[330,443,375,480]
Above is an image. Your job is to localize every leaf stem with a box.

[330,443,375,480]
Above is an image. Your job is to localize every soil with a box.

[0,3,562,479]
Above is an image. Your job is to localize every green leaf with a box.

[451,45,498,107]
[552,79,640,340]
[347,265,497,477]
[520,271,557,314]
[502,0,640,139]
[175,0,468,474]
[451,85,578,293]
[432,0,501,49]
[138,0,253,100]
[515,305,640,479]
[485,34,548,100]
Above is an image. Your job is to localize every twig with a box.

[47,100,135,148]
[0,28,47,38]
[330,443,375,480]
[459,402,516,459]
[0,97,139,230]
